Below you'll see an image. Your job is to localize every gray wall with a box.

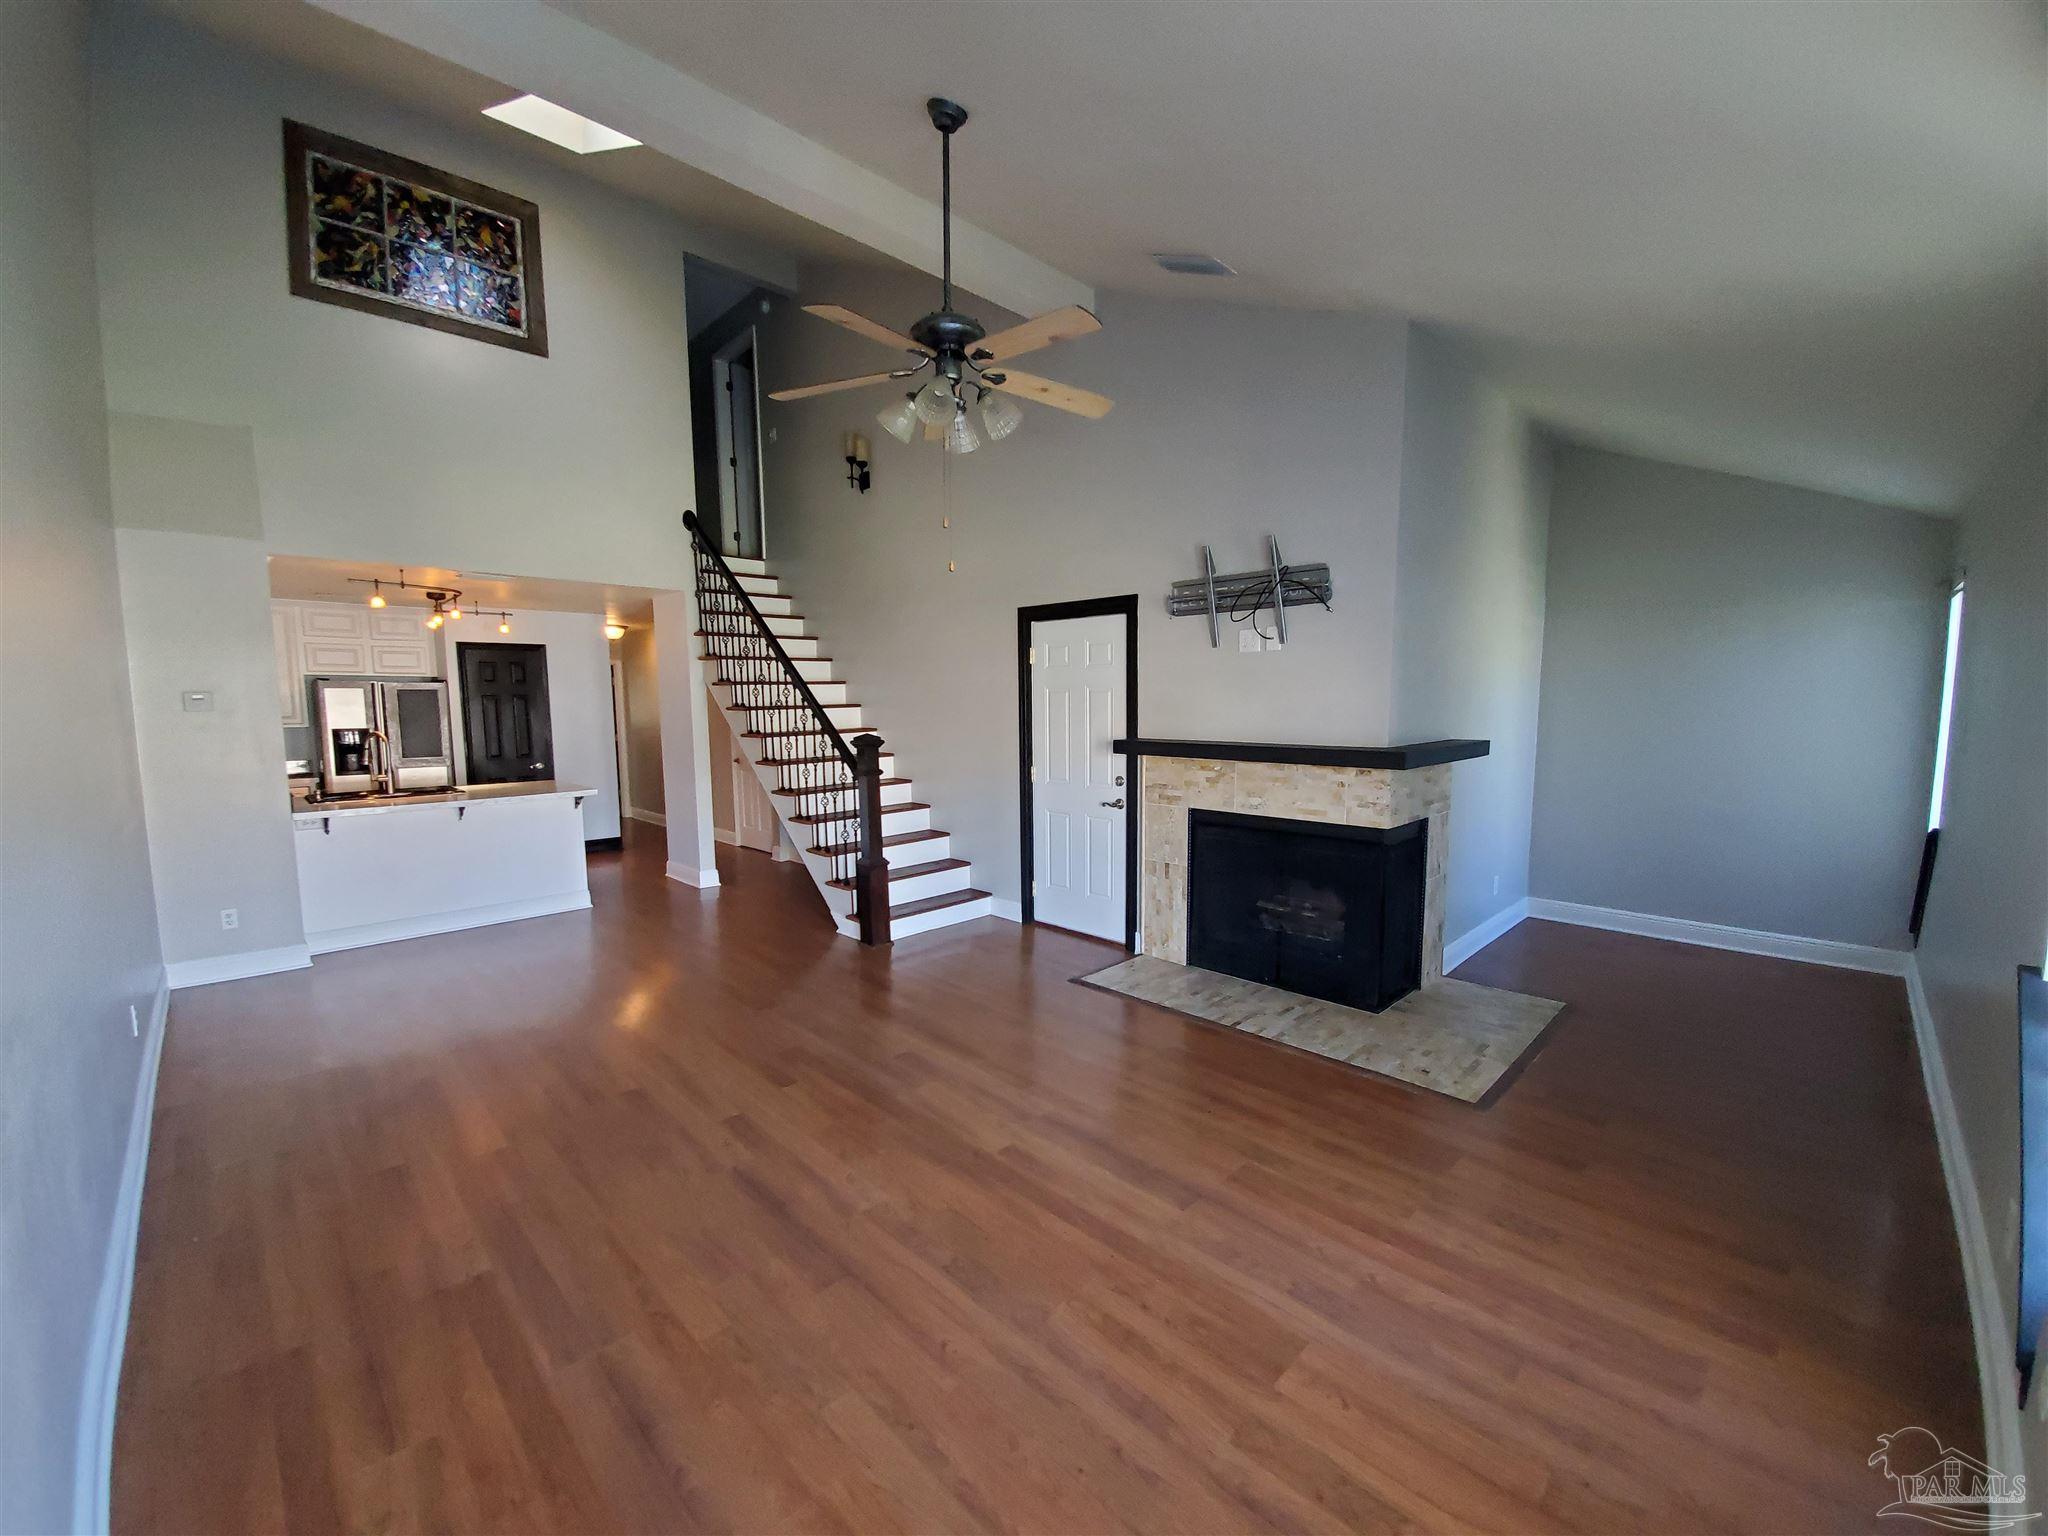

[1529,446,1954,948]
[759,264,1410,907]
[90,5,717,591]
[1392,329,1553,949]
[89,4,729,972]
[1914,397,2047,1432]
[0,0,166,1529]
[115,530,309,967]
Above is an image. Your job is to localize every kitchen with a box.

[269,556,653,954]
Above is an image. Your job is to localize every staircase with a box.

[686,517,994,941]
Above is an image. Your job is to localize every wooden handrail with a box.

[683,510,856,770]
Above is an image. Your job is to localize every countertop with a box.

[291,780,592,823]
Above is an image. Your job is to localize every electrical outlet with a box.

[129,1004,139,1038]
[1237,629,1261,654]
[220,908,239,931]
[1263,634,1283,651]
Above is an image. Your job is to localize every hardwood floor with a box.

[114,826,1977,1533]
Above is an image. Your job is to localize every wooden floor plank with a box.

[114,826,1978,1532]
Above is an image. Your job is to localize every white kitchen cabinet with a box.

[369,639,433,674]
[301,636,372,674]
[299,605,371,641]
[272,604,307,727]
[369,609,425,641]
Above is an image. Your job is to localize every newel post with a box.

[851,732,891,946]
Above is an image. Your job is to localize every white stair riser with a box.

[889,864,972,904]
[777,780,913,813]
[720,684,847,712]
[755,755,895,783]
[735,573,779,595]
[721,556,771,577]
[747,593,795,616]
[745,702,864,731]
[805,833,951,873]
[820,863,968,915]
[802,804,927,841]
[834,894,992,940]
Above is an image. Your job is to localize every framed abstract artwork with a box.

[282,120,548,356]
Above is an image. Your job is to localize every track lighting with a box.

[367,581,386,609]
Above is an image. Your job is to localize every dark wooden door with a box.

[458,643,554,783]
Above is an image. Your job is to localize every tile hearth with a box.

[1082,954,1565,1104]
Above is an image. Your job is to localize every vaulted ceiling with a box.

[159,0,2047,508]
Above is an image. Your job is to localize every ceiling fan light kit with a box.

[769,95,1113,451]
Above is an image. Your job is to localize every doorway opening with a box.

[1017,595,1138,947]
[712,330,766,561]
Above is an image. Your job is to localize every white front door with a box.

[732,751,778,853]
[1031,614,1128,942]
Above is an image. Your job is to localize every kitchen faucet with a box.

[364,728,393,795]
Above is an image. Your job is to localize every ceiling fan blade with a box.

[767,371,901,402]
[802,304,928,354]
[972,305,1101,363]
[987,369,1114,419]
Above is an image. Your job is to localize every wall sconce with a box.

[604,621,627,641]
[843,431,871,494]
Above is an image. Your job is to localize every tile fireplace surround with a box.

[1118,738,1490,985]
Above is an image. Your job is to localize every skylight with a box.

[481,95,641,155]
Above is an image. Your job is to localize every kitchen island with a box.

[291,780,592,954]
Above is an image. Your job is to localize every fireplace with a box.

[1186,808,1425,1012]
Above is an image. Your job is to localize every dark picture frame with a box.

[282,120,549,356]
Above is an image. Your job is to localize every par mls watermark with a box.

[1870,1427,2038,1531]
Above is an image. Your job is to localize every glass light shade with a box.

[604,622,627,640]
[980,388,1024,442]
[944,402,981,455]
[876,393,918,444]
[367,590,386,608]
[913,379,956,426]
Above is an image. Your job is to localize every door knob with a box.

[1101,797,1125,809]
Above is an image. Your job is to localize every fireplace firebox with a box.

[1186,808,1426,1012]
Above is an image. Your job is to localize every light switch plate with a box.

[1237,629,1261,654]
[1264,634,1284,650]
[181,690,214,712]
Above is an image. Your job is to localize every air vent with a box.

[1152,253,1236,277]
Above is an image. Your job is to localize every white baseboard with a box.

[990,897,1023,924]
[1444,898,1530,972]
[1523,897,1911,975]
[627,807,667,827]
[165,943,312,989]
[1905,958,2024,1483]
[666,861,721,889]
[305,891,591,955]
[73,968,170,1533]
[713,827,739,845]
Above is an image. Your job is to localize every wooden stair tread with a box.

[828,857,969,891]
[774,778,909,797]
[791,801,930,826]
[746,727,880,741]
[810,828,946,859]
[889,887,993,920]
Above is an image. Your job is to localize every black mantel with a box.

[1112,737,1489,770]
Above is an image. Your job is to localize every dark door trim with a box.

[1017,594,1139,948]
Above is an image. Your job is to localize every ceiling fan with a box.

[767,96,1112,453]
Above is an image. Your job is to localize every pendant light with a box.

[944,399,981,455]
[876,392,919,445]
[980,388,1024,442]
